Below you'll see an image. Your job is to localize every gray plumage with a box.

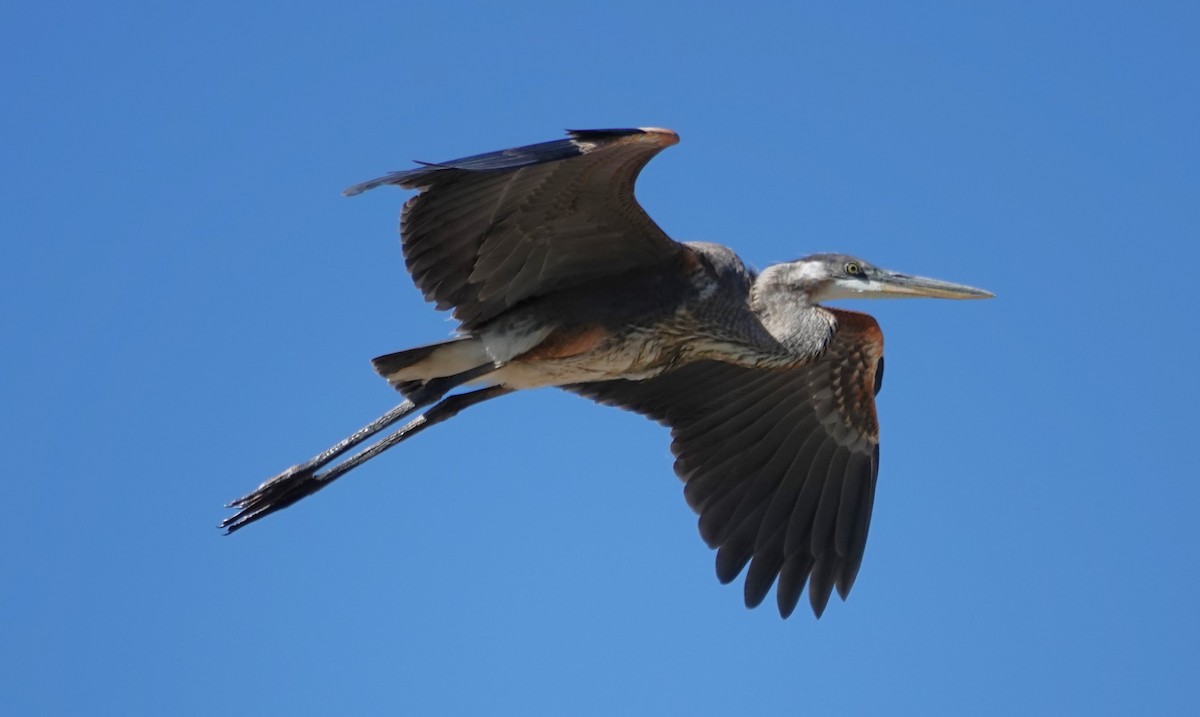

[223,127,991,619]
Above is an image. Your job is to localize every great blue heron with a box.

[222,127,992,618]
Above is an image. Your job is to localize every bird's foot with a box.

[220,464,325,534]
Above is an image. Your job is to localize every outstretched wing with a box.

[566,309,884,619]
[345,128,689,329]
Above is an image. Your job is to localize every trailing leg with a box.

[221,384,513,533]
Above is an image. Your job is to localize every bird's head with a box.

[766,253,994,303]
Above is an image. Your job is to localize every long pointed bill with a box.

[872,270,994,299]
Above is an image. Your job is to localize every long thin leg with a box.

[221,385,514,533]
[223,363,498,514]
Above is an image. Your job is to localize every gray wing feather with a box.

[564,310,884,619]
[346,128,686,329]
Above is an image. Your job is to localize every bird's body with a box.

[379,241,810,392]
[223,127,991,619]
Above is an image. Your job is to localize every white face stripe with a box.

[762,260,897,302]
[815,278,891,301]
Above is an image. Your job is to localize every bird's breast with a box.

[485,322,687,390]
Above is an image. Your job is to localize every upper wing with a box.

[566,309,885,619]
[345,128,689,329]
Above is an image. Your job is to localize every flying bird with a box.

[222,127,992,618]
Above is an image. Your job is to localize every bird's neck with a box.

[749,281,835,361]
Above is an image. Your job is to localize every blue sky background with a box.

[3,1,1198,714]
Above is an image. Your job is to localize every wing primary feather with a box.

[755,426,829,550]
[834,452,871,558]
[740,419,834,610]
[345,134,599,196]
[783,437,837,558]
[707,411,813,590]
[836,446,879,599]
[693,397,812,546]
[714,503,767,584]
[697,478,754,548]
[808,552,837,618]
[777,553,815,619]
[743,532,786,609]
[809,447,851,559]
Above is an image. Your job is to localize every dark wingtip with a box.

[343,127,679,198]
[714,541,752,585]
[342,173,403,197]
[743,581,771,610]
[743,553,783,610]
[807,554,837,618]
[835,565,859,601]
[776,554,813,619]
[343,161,452,196]
[564,127,645,140]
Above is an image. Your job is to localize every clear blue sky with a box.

[3,2,1197,714]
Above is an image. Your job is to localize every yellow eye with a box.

[845,262,861,275]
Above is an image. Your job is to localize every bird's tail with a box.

[372,338,493,398]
